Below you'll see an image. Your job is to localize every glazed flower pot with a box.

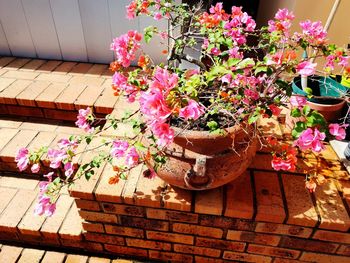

[292,76,347,122]
[154,124,258,190]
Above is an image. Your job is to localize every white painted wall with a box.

[0,0,166,64]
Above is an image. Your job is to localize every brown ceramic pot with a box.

[154,124,258,190]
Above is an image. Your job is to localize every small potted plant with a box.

[15,1,349,216]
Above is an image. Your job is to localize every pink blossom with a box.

[329,123,348,140]
[179,100,205,120]
[34,195,56,217]
[151,122,175,147]
[125,147,139,168]
[140,89,171,122]
[110,30,142,67]
[112,72,138,102]
[159,31,168,40]
[275,8,295,21]
[126,1,137,19]
[154,12,162,20]
[228,47,243,59]
[209,2,223,14]
[15,147,29,171]
[75,107,94,133]
[47,149,67,169]
[210,47,221,55]
[64,162,74,178]
[150,67,178,92]
[299,20,327,44]
[338,56,349,67]
[31,163,40,173]
[268,9,294,34]
[110,140,129,158]
[290,95,307,109]
[57,138,78,150]
[268,105,282,116]
[296,61,317,77]
[294,128,326,153]
[43,172,54,182]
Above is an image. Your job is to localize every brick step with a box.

[0,243,145,263]
[0,57,116,122]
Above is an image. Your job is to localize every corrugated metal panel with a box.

[0,20,11,55]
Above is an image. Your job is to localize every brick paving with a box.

[0,57,350,262]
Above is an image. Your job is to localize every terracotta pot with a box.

[153,124,258,190]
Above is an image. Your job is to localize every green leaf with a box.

[85,170,95,181]
[291,108,301,117]
[302,105,311,116]
[292,121,307,138]
[304,87,313,96]
[248,109,260,124]
[237,58,255,69]
[306,111,326,127]
[134,141,146,151]
[206,121,218,131]
[254,66,267,75]
[144,26,155,43]
[227,58,240,67]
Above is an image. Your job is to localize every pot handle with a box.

[184,156,213,190]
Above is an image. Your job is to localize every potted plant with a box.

[15,1,349,216]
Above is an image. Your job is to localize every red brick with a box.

[20,59,46,71]
[105,224,144,238]
[74,85,104,109]
[254,171,286,223]
[199,215,256,231]
[75,199,101,211]
[0,177,38,190]
[58,202,82,240]
[0,189,37,232]
[86,64,108,76]
[2,70,39,80]
[146,208,198,223]
[41,251,66,263]
[69,76,105,86]
[279,236,339,254]
[200,237,245,252]
[134,168,165,208]
[88,257,110,263]
[172,223,223,238]
[0,245,23,262]
[314,179,350,231]
[194,256,224,263]
[273,259,304,263]
[94,86,117,114]
[37,60,62,72]
[79,210,118,224]
[0,79,33,104]
[16,81,51,106]
[55,83,86,110]
[64,255,88,263]
[17,248,45,263]
[249,153,274,170]
[35,83,67,108]
[94,163,126,204]
[174,244,221,257]
[0,104,9,115]
[102,203,145,217]
[255,222,312,238]
[0,77,16,92]
[313,229,350,244]
[36,73,72,83]
[300,252,350,263]
[147,231,194,245]
[0,119,23,128]
[122,164,143,204]
[27,131,57,153]
[4,58,30,69]
[162,184,192,212]
[0,128,18,152]
[149,251,193,263]
[225,171,254,219]
[69,63,93,75]
[82,221,105,233]
[337,245,350,256]
[247,244,300,259]
[119,216,169,231]
[227,230,281,246]
[41,194,74,240]
[223,251,272,262]
[20,121,58,132]
[126,238,171,251]
[104,244,148,258]
[84,232,124,245]
[281,174,318,227]
[0,187,17,214]
[53,61,77,74]
[7,105,44,117]
[0,57,16,67]
[195,187,223,215]
[43,109,77,121]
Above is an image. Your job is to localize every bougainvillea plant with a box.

[16,1,349,216]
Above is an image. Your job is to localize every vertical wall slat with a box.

[21,0,62,60]
[78,0,113,63]
[0,20,11,56]
[50,0,87,62]
[0,0,36,57]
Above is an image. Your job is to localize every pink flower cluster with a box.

[110,30,142,67]
[268,8,295,36]
[296,61,317,77]
[15,148,29,171]
[179,100,205,121]
[329,123,348,140]
[110,140,139,168]
[34,172,56,217]
[112,72,139,102]
[294,128,326,153]
[47,148,67,169]
[290,95,307,109]
[75,107,94,133]
[325,53,349,70]
[299,20,327,45]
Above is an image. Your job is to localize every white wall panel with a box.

[50,0,87,62]
[78,0,113,63]
[0,20,11,55]
[22,0,61,59]
[0,0,36,57]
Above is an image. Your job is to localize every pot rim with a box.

[306,99,346,110]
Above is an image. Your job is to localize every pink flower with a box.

[126,1,137,19]
[15,147,29,171]
[47,149,67,169]
[31,163,40,174]
[275,8,295,21]
[268,104,282,116]
[125,147,139,168]
[159,31,168,40]
[221,74,232,84]
[110,140,129,158]
[150,67,179,92]
[151,122,175,147]
[43,172,54,182]
[140,89,171,122]
[290,96,307,109]
[154,12,162,20]
[34,195,56,217]
[228,47,243,59]
[210,47,221,55]
[75,107,94,133]
[179,100,205,120]
[329,123,348,140]
[296,61,317,77]
[299,20,327,44]
[57,138,78,149]
[110,30,142,67]
[64,162,74,178]
[294,128,326,153]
